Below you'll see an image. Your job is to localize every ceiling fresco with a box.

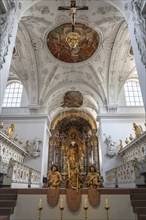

[46,23,100,63]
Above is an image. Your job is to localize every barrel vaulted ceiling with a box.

[10,0,136,120]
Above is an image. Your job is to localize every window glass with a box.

[2,82,23,107]
[124,81,144,106]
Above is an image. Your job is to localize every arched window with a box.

[2,82,23,107]
[124,81,143,106]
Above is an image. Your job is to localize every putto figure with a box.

[6,123,15,139]
[47,165,62,189]
[85,165,102,189]
[133,122,143,138]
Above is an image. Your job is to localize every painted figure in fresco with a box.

[66,163,82,190]
[6,123,15,139]
[85,165,102,189]
[47,165,62,188]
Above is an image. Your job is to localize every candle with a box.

[38,199,43,209]
[83,197,88,209]
[105,198,109,208]
[60,198,64,209]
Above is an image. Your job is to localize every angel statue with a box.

[47,165,62,188]
[6,123,15,139]
[85,165,102,189]
[133,123,143,138]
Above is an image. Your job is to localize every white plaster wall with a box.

[118,87,126,106]
[20,87,29,107]
[41,124,50,182]
[10,194,135,220]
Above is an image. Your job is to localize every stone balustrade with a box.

[0,131,27,174]
[12,161,40,185]
[105,131,146,187]
[106,160,135,185]
[0,130,40,187]
[119,131,146,163]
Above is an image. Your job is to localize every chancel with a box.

[0,0,146,220]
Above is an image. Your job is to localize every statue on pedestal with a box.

[104,134,116,157]
[133,122,143,138]
[85,165,102,189]
[85,165,102,207]
[47,165,62,189]
[6,123,15,139]
[47,164,62,207]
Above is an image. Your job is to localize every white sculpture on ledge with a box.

[104,134,116,157]
[31,137,41,158]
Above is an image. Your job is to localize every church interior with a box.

[0,0,146,220]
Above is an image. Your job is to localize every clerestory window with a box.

[124,81,143,106]
[2,81,23,107]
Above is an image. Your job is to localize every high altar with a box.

[48,110,99,181]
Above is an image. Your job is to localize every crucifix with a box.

[58,0,88,28]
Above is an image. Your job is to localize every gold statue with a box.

[47,165,62,189]
[66,163,82,190]
[133,123,143,138]
[0,122,4,130]
[85,165,102,189]
[6,123,15,139]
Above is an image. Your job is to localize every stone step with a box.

[130,194,146,200]
[0,200,16,208]
[135,207,146,215]
[130,188,146,194]
[0,208,14,215]
[131,200,146,207]
[0,194,17,201]
[0,216,10,220]
[0,189,17,194]
[137,215,146,220]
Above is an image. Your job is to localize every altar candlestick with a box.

[59,198,64,220]
[104,198,110,220]
[38,199,43,220]
[105,198,110,209]
[38,199,43,209]
[83,197,88,220]
[83,197,88,209]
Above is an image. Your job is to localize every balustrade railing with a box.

[105,131,146,187]
[0,130,40,187]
